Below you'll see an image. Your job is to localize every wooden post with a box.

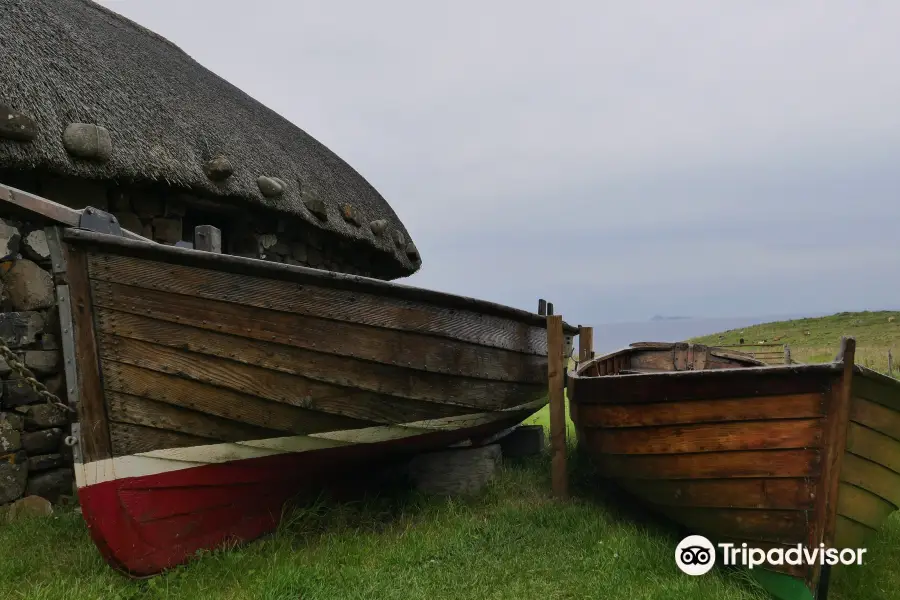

[194,225,222,253]
[547,314,568,499]
[784,344,791,365]
[889,349,894,377]
[815,336,856,600]
[578,326,593,363]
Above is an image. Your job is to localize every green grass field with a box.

[2,311,899,600]
[690,310,900,375]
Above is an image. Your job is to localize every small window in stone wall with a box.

[181,208,232,252]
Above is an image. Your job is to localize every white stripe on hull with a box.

[75,399,546,488]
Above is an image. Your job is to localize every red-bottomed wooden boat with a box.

[4,185,575,576]
[569,340,900,600]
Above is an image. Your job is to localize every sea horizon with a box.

[585,312,831,354]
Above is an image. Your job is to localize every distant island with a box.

[649,315,691,321]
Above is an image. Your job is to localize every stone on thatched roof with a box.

[0,0,419,273]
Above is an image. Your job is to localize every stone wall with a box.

[1,171,387,279]
[0,218,73,508]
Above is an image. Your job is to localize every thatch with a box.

[0,0,419,273]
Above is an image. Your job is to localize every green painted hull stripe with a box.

[749,568,813,600]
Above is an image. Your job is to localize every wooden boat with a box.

[6,187,575,576]
[569,339,900,600]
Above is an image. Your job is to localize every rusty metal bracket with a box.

[79,206,123,236]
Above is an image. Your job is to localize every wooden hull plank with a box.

[96,307,542,405]
[92,280,544,383]
[103,361,374,436]
[616,478,815,510]
[654,505,810,545]
[853,375,900,413]
[583,419,823,455]
[100,335,499,423]
[836,482,895,531]
[850,396,900,443]
[110,422,211,456]
[833,514,875,549]
[571,365,838,405]
[87,252,549,355]
[107,392,286,443]
[578,393,825,428]
[845,422,900,474]
[596,449,821,480]
[839,452,900,508]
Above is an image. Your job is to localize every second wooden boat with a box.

[569,339,900,600]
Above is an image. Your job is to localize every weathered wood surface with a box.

[836,482,894,531]
[817,338,856,555]
[103,362,371,435]
[578,326,593,362]
[64,228,578,334]
[547,314,567,499]
[656,505,810,545]
[852,372,900,412]
[100,335,482,427]
[92,280,545,384]
[75,241,553,458]
[597,449,821,480]
[89,254,549,355]
[578,393,825,428]
[845,421,900,473]
[851,396,900,441]
[95,308,542,405]
[111,422,211,456]
[407,444,502,496]
[107,392,285,443]
[569,336,900,598]
[583,419,823,455]
[571,364,840,405]
[617,478,815,510]
[839,452,900,508]
[66,245,112,462]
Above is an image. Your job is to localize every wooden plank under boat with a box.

[7,190,578,576]
[568,339,900,600]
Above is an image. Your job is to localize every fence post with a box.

[784,344,792,365]
[547,314,567,500]
[578,326,593,363]
[889,349,894,377]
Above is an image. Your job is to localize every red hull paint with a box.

[78,418,524,576]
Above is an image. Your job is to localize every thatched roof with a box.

[0,0,420,274]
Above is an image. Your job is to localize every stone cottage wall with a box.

[0,219,72,508]
[22,173,379,277]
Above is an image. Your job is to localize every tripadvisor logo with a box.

[676,535,716,576]
[675,535,868,576]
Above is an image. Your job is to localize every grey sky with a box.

[100,0,900,326]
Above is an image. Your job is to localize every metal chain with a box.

[0,344,74,413]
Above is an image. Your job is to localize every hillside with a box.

[690,310,900,374]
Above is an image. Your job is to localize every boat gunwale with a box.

[571,360,843,381]
[571,358,899,390]
[62,228,577,333]
[573,342,767,373]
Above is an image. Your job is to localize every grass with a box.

[0,453,771,600]
[690,310,900,375]
[3,310,900,599]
